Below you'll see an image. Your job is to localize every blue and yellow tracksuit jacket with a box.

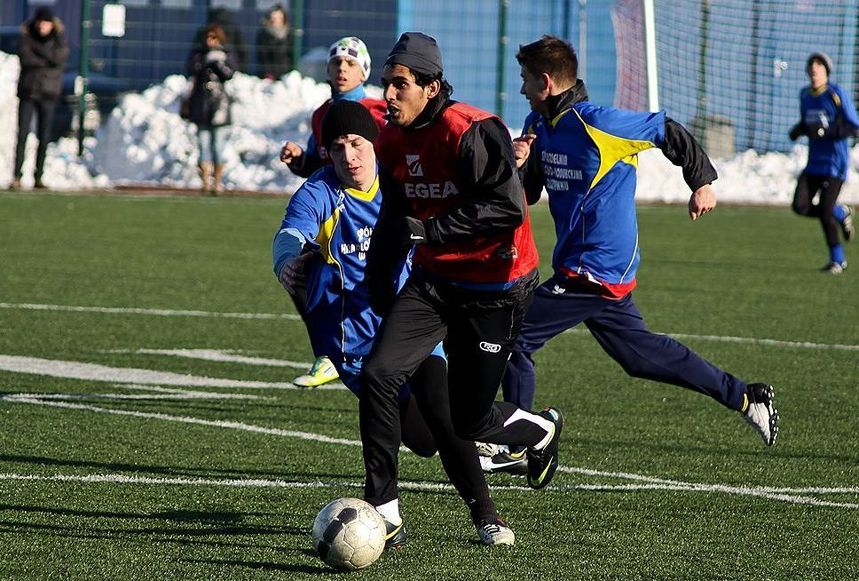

[797,82,859,180]
[521,82,716,297]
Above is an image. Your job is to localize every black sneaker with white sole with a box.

[383,519,407,550]
[743,383,779,447]
[526,407,564,490]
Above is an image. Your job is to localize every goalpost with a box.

[612,0,859,155]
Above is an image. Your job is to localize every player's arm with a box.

[272,186,323,294]
[366,166,412,315]
[515,124,544,205]
[659,118,718,220]
[419,118,526,244]
[825,86,859,139]
[282,133,325,178]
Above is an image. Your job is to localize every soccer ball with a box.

[311,497,386,571]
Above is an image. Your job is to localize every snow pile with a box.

[1,50,857,204]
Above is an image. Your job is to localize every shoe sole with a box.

[842,207,854,242]
[527,408,564,489]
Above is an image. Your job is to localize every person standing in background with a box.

[789,52,859,274]
[11,7,69,190]
[256,4,292,80]
[186,24,236,194]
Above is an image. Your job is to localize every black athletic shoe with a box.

[821,261,847,275]
[742,383,779,447]
[479,447,528,475]
[383,519,407,550]
[526,407,564,490]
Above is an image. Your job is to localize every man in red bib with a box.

[359,32,565,542]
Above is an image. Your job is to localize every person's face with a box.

[328,134,376,191]
[36,19,53,37]
[520,65,550,115]
[328,57,364,94]
[381,64,438,127]
[808,59,828,89]
[206,33,221,48]
[270,10,286,28]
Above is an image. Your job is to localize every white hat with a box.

[328,36,371,81]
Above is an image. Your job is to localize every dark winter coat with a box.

[186,46,236,128]
[256,23,292,79]
[16,18,70,102]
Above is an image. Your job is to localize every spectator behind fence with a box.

[11,7,69,190]
[194,8,247,72]
[186,24,236,194]
[256,4,292,80]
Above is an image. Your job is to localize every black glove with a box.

[806,124,828,140]
[788,123,804,141]
[402,216,427,245]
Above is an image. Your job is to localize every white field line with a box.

[0,354,347,391]
[107,348,312,369]
[3,394,857,509]
[0,302,301,321]
[2,302,858,352]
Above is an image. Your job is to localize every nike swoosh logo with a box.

[535,456,555,484]
[409,234,424,241]
[490,458,526,468]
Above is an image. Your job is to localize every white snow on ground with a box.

[1,50,857,203]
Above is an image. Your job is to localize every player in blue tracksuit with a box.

[495,36,779,457]
[272,99,512,547]
[788,52,858,274]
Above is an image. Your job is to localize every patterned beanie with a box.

[329,37,372,81]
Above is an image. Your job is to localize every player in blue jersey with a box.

[489,36,778,469]
[272,100,516,547]
[278,36,386,388]
[788,52,858,274]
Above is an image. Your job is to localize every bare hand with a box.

[277,252,313,294]
[280,141,303,165]
[512,134,536,169]
[688,184,716,220]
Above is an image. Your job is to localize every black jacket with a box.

[256,24,292,79]
[16,18,69,102]
[186,46,237,128]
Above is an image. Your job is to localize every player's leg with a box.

[408,353,514,545]
[502,275,605,411]
[791,172,820,218]
[443,277,564,489]
[585,294,777,445]
[359,279,448,508]
[13,99,36,185]
[818,178,847,272]
[586,294,747,408]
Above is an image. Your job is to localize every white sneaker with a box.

[475,441,499,457]
[743,383,779,446]
[475,517,515,546]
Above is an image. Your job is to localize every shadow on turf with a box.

[181,552,335,575]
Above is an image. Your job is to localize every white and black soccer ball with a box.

[311,497,386,571]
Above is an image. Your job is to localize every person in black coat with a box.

[193,8,247,73]
[256,4,292,79]
[186,24,237,194]
[12,7,69,189]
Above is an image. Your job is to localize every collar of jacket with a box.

[402,94,452,132]
[544,79,589,120]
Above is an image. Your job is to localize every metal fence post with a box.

[77,0,91,157]
[495,0,509,117]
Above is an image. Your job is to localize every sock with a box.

[830,243,845,265]
[834,204,847,222]
[374,499,401,526]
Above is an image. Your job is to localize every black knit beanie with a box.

[34,7,54,22]
[321,100,380,149]
[384,32,443,77]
